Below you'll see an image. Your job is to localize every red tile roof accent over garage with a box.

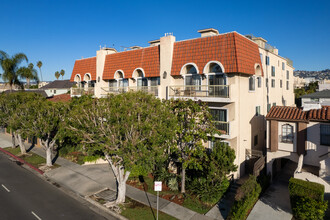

[103,46,160,80]
[266,106,330,122]
[171,32,262,76]
[70,57,96,82]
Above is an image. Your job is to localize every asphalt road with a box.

[0,153,116,220]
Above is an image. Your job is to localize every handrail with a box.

[101,86,159,96]
[169,85,229,98]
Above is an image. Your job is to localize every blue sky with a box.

[0,0,329,81]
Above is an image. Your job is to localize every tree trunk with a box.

[26,78,30,89]
[11,132,16,148]
[181,165,186,194]
[17,134,26,154]
[46,147,52,167]
[105,155,130,204]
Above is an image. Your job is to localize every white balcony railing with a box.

[169,85,229,99]
[71,87,94,96]
[101,86,159,96]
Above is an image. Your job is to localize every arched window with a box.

[281,124,293,143]
[183,64,200,88]
[133,68,147,87]
[209,63,223,73]
[110,70,128,89]
[249,76,255,91]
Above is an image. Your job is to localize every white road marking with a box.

[1,184,10,192]
[31,211,42,220]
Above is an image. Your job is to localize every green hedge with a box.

[228,175,261,220]
[289,178,325,201]
[289,178,328,220]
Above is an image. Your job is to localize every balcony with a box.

[169,85,231,102]
[214,121,230,136]
[279,135,294,144]
[71,87,94,97]
[101,86,159,97]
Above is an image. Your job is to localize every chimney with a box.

[148,39,161,47]
[198,28,219,37]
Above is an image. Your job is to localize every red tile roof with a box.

[103,46,160,80]
[266,106,330,122]
[47,94,71,102]
[70,57,96,82]
[171,32,262,76]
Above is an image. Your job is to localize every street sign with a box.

[154,181,162,191]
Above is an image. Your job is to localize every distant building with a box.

[319,80,330,91]
[293,76,306,89]
[301,90,330,110]
[39,80,76,97]
[38,81,49,88]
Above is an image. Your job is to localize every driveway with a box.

[247,161,296,220]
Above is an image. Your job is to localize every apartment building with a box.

[69,28,294,177]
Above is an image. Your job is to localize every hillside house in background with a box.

[39,80,75,97]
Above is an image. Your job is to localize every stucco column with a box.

[269,120,278,152]
[297,122,307,155]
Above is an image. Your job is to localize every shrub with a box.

[228,175,261,220]
[188,177,230,204]
[289,178,328,219]
[168,178,179,191]
[292,196,327,220]
[289,178,325,201]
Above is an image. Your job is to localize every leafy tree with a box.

[0,92,44,154]
[55,71,60,80]
[169,99,219,193]
[65,92,176,204]
[36,61,43,82]
[187,142,237,203]
[18,99,68,166]
[0,50,28,91]
[17,63,39,89]
[60,69,65,79]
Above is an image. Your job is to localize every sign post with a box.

[154,181,162,220]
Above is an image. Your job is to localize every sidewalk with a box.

[0,133,214,220]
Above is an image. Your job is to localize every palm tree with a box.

[17,63,39,89]
[60,69,65,80]
[0,50,28,91]
[37,61,43,82]
[55,71,60,80]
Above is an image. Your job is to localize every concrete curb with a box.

[0,147,44,175]
[84,196,128,220]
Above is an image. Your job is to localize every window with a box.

[210,109,227,122]
[281,124,293,143]
[109,80,117,87]
[286,70,289,79]
[271,79,275,88]
[54,90,56,94]
[149,77,160,86]
[266,56,269,65]
[256,106,260,116]
[273,102,276,106]
[209,63,223,73]
[209,74,227,96]
[271,66,275,77]
[282,62,285,70]
[260,53,263,63]
[208,139,215,149]
[321,124,330,146]
[266,78,268,88]
[249,76,255,91]
[137,78,148,87]
[267,104,271,112]
[254,135,258,146]
[286,81,289,90]
[257,77,262,88]
[280,80,282,88]
[184,65,201,89]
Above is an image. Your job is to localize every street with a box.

[0,153,116,220]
